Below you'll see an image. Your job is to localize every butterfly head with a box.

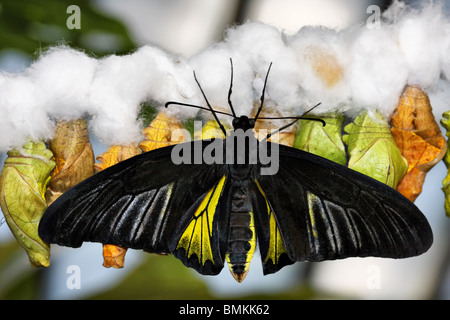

[232,115,255,131]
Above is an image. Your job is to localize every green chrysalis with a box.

[294,112,347,165]
[0,141,56,267]
[343,110,407,188]
[440,111,450,217]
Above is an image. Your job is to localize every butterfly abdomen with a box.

[225,176,256,283]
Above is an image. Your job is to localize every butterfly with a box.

[38,59,433,283]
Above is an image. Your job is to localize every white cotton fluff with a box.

[348,27,409,118]
[439,22,450,80]
[393,3,444,90]
[88,45,198,146]
[27,45,199,147]
[189,42,254,125]
[287,26,352,114]
[0,73,53,151]
[88,47,156,145]
[27,46,98,121]
[145,49,199,120]
[225,22,283,74]
[225,22,303,120]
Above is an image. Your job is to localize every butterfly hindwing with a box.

[250,179,295,275]
[171,175,228,275]
[254,143,433,266]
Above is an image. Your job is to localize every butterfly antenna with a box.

[302,102,323,118]
[193,71,228,136]
[261,102,324,143]
[228,58,237,118]
[165,101,234,117]
[254,62,273,121]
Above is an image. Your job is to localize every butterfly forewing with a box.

[38,140,227,256]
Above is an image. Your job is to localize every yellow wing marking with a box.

[254,179,287,265]
[307,191,319,238]
[176,175,226,266]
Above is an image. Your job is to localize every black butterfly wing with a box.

[38,140,229,274]
[249,178,295,275]
[253,143,433,274]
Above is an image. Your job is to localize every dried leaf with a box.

[0,141,55,267]
[294,112,347,165]
[343,110,408,188]
[139,111,189,152]
[391,85,446,202]
[45,119,95,206]
[95,144,141,268]
[94,144,141,172]
[102,244,128,268]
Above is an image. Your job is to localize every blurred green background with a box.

[0,0,448,300]
[0,0,134,60]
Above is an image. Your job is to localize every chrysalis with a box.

[440,110,450,217]
[139,111,189,152]
[343,110,407,188]
[95,144,141,172]
[45,119,95,206]
[391,85,446,202]
[194,120,228,140]
[294,112,347,165]
[0,141,55,267]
